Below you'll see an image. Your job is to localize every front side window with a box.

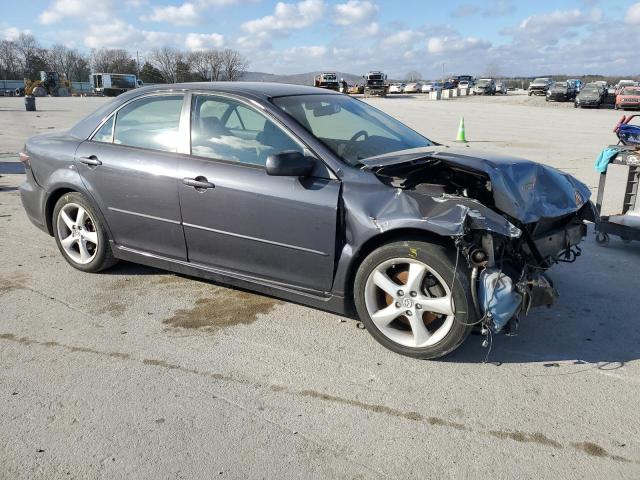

[92,115,114,143]
[191,95,303,167]
[113,95,184,153]
[273,94,432,166]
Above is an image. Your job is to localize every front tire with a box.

[354,241,475,359]
[53,192,117,273]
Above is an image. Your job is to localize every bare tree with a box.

[0,40,20,79]
[150,46,183,83]
[484,63,500,78]
[91,48,136,74]
[405,70,423,82]
[188,49,224,81]
[13,33,40,77]
[220,49,248,81]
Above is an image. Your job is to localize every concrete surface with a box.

[1,95,639,479]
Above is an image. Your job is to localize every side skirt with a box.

[111,243,353,318]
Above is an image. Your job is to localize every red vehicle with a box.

[615,86,640,110]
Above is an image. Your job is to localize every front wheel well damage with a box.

[343,228,456,309]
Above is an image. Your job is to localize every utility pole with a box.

[136,50,140,76]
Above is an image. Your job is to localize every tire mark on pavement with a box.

[0,331,636,465]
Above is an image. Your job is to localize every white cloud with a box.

[518,9,587,33]
[185,32,225,50]
[84,19,223,52]
[143,3,200,26]
[39,0,111,24]
[427,36,490,54]
[333,0,378,26]
[625,3,640,24]
[2,26,31,41]
[241,0,325,35]
[382,29,424,48]
[283,45,326,58]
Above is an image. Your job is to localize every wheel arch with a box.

[44,186,113,240]
[337,228,456,311]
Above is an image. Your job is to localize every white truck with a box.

[91,73,142,97]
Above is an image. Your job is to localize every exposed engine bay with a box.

[362,148,596,336]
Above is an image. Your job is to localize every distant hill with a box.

[241,71,365,85]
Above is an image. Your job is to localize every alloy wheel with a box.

[364,258,455,348]
[56,203,99,264]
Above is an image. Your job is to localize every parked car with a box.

[458,81,472,89]
[546,81,576,102]
[495,82,507,94]
[403,83,421,94]
[567,79,582,92]
[528,78,553,96]
[615,80,638,95]
[574,83,605,108]
[18,82,595,359]
[421,82,443,93]
[388,83,405,94]
[615,86,640,110]
[473,78,496,95]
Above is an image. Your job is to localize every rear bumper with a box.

[19,170,47,233]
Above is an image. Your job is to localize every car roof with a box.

[68,82,339,140]
[135,81,340,99]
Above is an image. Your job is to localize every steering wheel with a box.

[343,130,369,160]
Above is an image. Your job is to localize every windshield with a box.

[622,88,640,96]
[477,80,491,87]
[552,82,567,89]
[581,87,599,94]
[323,74,337,81]
[272,94,432,166]
[533,78,548,84]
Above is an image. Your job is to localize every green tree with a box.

[138,62,164,84]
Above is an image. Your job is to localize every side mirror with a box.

[266,151,315,177]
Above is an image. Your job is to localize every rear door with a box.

[178,93,340,292]
[76,93,188,260]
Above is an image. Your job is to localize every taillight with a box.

[19,152,30,167]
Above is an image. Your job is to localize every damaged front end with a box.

[361,147,595,335]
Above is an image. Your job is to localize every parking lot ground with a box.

[1,96,639,479]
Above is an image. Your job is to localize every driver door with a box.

[178,94,340,292]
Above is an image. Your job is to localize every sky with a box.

[1,0,639,78]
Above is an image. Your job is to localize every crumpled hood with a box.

[361,146,592,224]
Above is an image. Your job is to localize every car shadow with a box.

[99,231,640,365]
[443,235,640,365]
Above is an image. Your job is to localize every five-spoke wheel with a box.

[355,241,475,359]
[57,203,99,264]
[364,258,455,348]
[53,192,117,272]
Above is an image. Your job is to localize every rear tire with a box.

[53,192,117,273]
[354,241,475,359]
[32,86,47,97]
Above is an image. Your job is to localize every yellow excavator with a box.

[22,71,72,97]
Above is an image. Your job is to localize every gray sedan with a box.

[19,82,594,359]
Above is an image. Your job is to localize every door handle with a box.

[79,155,102,166]
[183,176,215,191]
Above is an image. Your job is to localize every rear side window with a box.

[113,95,184,153]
